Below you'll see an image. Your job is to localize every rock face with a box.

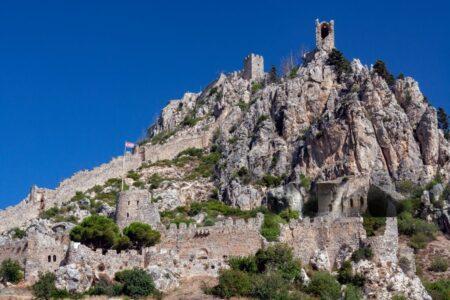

[146,49,450,211]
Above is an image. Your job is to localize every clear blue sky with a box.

[0,0,449,209]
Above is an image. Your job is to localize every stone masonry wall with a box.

[367,217,398,265]
[0,238,28,266]
[115,190,160,229]
[279,216,366,269]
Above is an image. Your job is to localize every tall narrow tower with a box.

[315,19,335,52]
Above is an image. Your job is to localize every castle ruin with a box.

[315,19,335,51]
[242,53,264,81]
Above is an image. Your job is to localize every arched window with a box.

[321,23,330,39]
[48,255,51,262]
[360,197,364,207]
[137,201,139,205]
[350,198,354,208]
[328,204,332,212]
[53,255,57,262]
[126,212,129,218]
[128,201,130,205]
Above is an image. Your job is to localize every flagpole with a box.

[121,143,126,191]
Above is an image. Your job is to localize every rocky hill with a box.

[0,20,449,300]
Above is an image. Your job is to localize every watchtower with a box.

[115,190,160,229]
[315,19,335,52]
[242,53,264,81]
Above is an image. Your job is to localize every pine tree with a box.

[373,60,395,86]
[268,65,278,83]
[437,107,450,139]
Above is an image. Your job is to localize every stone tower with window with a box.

[242,53,264,81]
[115,189,160,229]
[315,19,335,52]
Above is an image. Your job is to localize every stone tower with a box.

[315,19,335,52]
[242,53,264,81]
[115,190,160,229]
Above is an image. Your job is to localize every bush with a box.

[113,235,132,252]
[70,215,120,250]
[398,256,411,273]
[363,215,386,237]
[148,173,165,189]
[126,170,141,181]
[326,49,351,80]
[279,209,300,222]
[88,278,123,297]
[351,246,373,263]
[150,130,175,145]
[251,272,290,299]
[32,272,57,299]
[288,66,299,79]
[114,268,157,298]
[429,257,448,272]
[39,206,61,220]
[11,227,26,239]
[251,82,264,93]
[424,279,450,300]
[182,115,201,127]
[254,244,301,281]
[344,284,363,300]
[391,295,407,300]
[305,271,341,300]
[260,213,282,241]
[299,174,311,190]
[228,256,257,273]
[409,232,431,250]
[373,60,395,86]
[260,174,283,187]
[177,147,204,158]
[211,269,252,298]
[123,222,161,249]
[337,261,365,287]
[0,259,23,284]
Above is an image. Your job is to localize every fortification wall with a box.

[160,214,264,261]
[367,217,398,265]
[279,216,366,269]
[0,153,142,234]
[143,130,212,163]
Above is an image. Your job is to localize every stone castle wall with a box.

[367,217,398,265]
[142,130,212,163]
[0,238,29,266]
[279,216,366,269]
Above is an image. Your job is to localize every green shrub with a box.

[254,244,301,281]
[260,213,282,241]
[256,115,269,126]
[299,174,311,190]
[0,259,23,284]
[288,66,299,79]
[251,82,264,93]
[228,256,257,273]
[39,206,61,220]
[373,60,395,86]
[11,227,26,239]
[88,278,123,297]
[326,49,351,80]
[177,147,204,158]
[148,173,165,189]
[279,209,300,222]
[305,271,341,300]
[337,261,365,287]
[344,284,363,300]
[260,174,283,187]
[429,257,449,272]
[182,114,201,127]
[351,246,373,263]
[151,130,175,145]
[238,100,250,111]
[424,279,450,300]
[70,215,120,250]
[391,295,407,300]
[395,180,415,195]
[251,271,290,299]
[32,272,57,299]
[363,215,386,237]
[398,256,411,273]
[211,269,252,298]
[409,232,430,250]
[126,170,141,181]
[398,212,438,237]
[123,222,161,249]
[114,268,157,298]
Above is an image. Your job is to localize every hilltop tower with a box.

[242,53,264,81]
[315,19,335,52]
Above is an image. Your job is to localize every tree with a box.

[326,49,351,81]
[268,65,278,83]
[32,272,57,299]
[0,259,23,284]
[114,268,157,298]
[437,107,450,139]
[123,222,161,249]
[373,60,395,86]
[70,215,120,250]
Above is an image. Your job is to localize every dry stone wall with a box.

[367,217,398,265]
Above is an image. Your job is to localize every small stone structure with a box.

[367,217,398,265]
[115,190,160,229]
[315,19,335,51]
[316,176,369,217]
[242,53,264,81]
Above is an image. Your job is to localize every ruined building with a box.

[315,19,335,51]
